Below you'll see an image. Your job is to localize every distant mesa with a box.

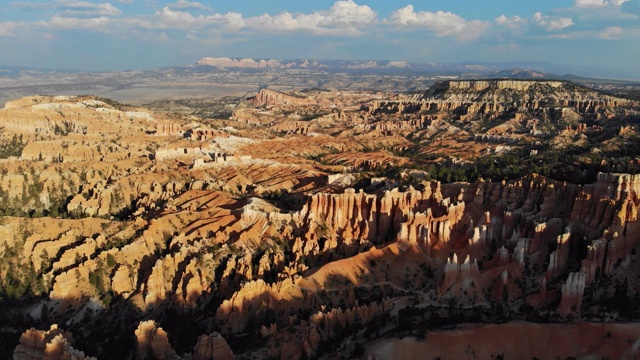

[428,79,568,93]
[489,68,547,79]
[193,57,469,71]
[194,57,286,69]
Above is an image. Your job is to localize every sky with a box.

[0,0,639,78]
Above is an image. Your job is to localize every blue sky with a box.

[0,0,639,78]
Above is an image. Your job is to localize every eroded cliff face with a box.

[250,89,316,107]
[364,80,630,121]
[1,85,640,359]
[193,332,235,360]
[14,322,235,360]
[13,325,95,360]
[447,80,565,91]
[8,171,639,359]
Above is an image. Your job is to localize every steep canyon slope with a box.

[0,80,639,359]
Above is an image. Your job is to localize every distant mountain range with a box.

[190,57,548,74]
[0,57,636,81]
[0,57,637,107]
[0,65,79,78]
[188,57,637,80]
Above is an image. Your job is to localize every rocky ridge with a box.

[0,81,639,359]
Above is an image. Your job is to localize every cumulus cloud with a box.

[547,17,575,30]
[568,0,636,20]
[246,0,377,36]
[599,26,623,38]
[9,0,380,37]
[166,0,211,11]
[11,2,50,11]
[45,14,113,30]
[56,1,121,17]
[0,22,22,37]
[126,0,376,36]
[319,0,377,26]
[130,7,243,30]
[533,12,574,31]
[9,0,121,34]
[12,1,121,17]
[495,15,526,29]
[534,25,640,40]
[10,0,631,47]
[389,5,489,41]
[575,0,629,8]
[595,25,640,39]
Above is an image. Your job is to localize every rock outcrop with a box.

[193,333,235,360]
[1,83,639,360]
[13,325,95,360]
[134,320,179,360]
[250,89,315,107]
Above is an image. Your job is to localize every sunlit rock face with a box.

[1,80,640,359]
[13,325,95,360]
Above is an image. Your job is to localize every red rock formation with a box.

[558,272,587,315]
[250,89,314,107]
[156,122,182,136]
[363,80,628,122]
[134,320,179,360]
[13,325,95,360]
[440,253,480,295]
[546,231,571,279]
[193,332,235,360]
[144,260,168,307]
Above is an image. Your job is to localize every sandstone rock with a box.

[193,332,235,360]
[13,325,95,360]
[558,272,587,315]
[144,260,167,307]
[134,320,178,360]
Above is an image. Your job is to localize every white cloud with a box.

[128,0,376,36]
[166,0,211,11]
[45,14,113,30]
[0,22,22,37]
[535,25,640,40]
[9,0,380,37]
[246,0,377,36]
[57,1,121,17]
[547,17,575,30]
[533,12,574,31]
[599,26,623,38]
[575,0,629,8]
[320,0,377,26]
[4,1,126,36]
[11,2,50,11]
[567,0,637,20]
[130,7,243,30]
[10,0,633,49]
[495,15,526,29]
[158,31,169,41]
[389,5,489,41]
[594,25,640,39]
[12,1,121,17]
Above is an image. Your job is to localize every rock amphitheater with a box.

[0,81,639,359]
